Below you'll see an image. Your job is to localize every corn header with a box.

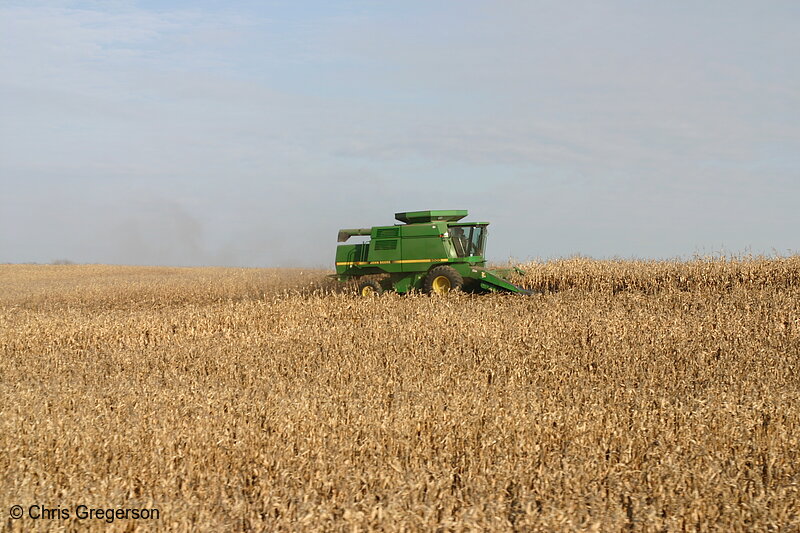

[335,210,531,295]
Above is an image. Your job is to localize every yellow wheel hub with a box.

[431,275,451,295]
[361,285,376,297]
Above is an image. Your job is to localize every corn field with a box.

[1,259,799,531]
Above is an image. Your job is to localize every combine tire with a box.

[424,266,463,295]
[357,279,383,297]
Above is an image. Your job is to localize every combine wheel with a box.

[424,266,463,295]
[357,279,383,297]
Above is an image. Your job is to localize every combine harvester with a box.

[335,210,531,295]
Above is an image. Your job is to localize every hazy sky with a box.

[1,1,798,266]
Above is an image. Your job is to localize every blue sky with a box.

[1,1,798,266]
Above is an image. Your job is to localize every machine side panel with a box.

[365,226,403,273]
[335,243,369,275]
[399,222,451,273]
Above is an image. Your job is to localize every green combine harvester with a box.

[335,210,531,295]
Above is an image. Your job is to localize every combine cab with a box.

[335,210,531,295]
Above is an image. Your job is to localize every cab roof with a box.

[394,210,467,224]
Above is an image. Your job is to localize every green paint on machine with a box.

[335,210,532,295]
